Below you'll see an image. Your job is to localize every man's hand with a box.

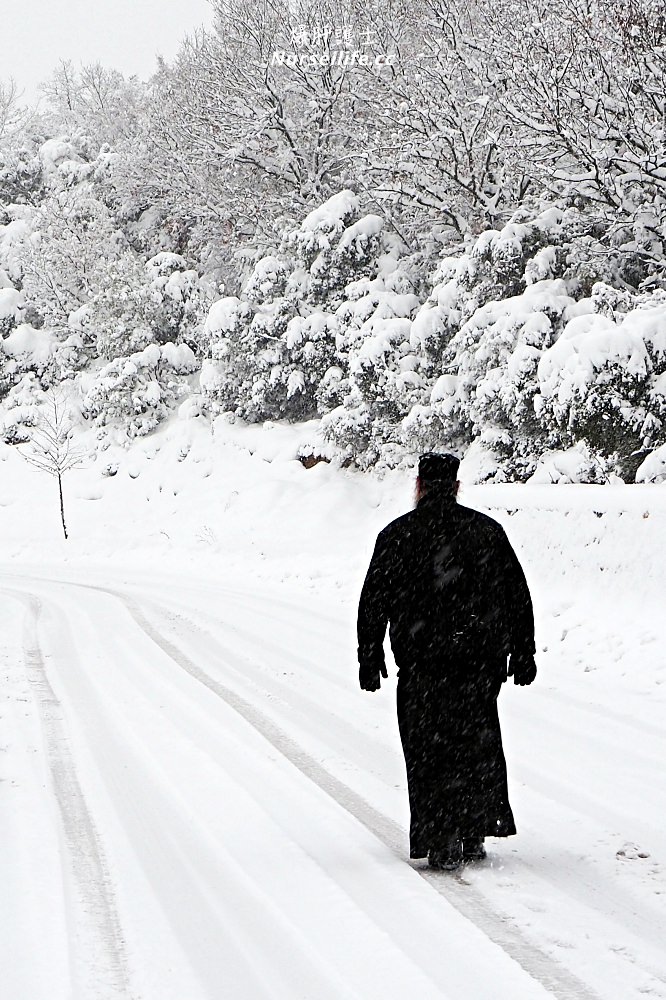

[359,661,388,692]
[508,652,537,686]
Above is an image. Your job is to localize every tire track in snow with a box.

[533,686,664,742]
[8,578,553,1000]
[137,598,393,759]
[9,573,662,997]
[100,583,600,1000]
[123,575,666,744]
[120,588,666,967]
[6,589,132,1000]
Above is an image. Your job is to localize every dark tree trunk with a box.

[58,472,68,540]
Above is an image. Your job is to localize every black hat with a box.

[418,452,460,484]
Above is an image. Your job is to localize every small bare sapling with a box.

[18,390,84,540]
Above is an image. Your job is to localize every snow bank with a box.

[1,416,664,603]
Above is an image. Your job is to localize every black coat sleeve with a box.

[357,530,393,673]
[499,530,536,657]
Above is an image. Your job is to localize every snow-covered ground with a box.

[1,419,665,1000]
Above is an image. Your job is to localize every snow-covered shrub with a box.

[91,251,209,360]
[267,311,341,419]
[284,194,384,307]
[527,443,607,485]
[199,295,257,414]
[385,211,585,475]
[36,137,92,187]
[446,210,574,318]
[0,207,33,289]
[201,192,408,426]
[0,373,46,443]
[0,323,57,381]
[203,301,341,423]
[318,403,376,468]
[442,279,577,477]
[18,188,126,330]
[636,444,666,485]
[457,428,519,484]
[243,255,290,303]
[319,261,424,464]
[0,146,45,206]
[144,252,210,348]
[0,281,23,336]
[536,300,666,480]
[82,342,197,437]
[399,379,469,460]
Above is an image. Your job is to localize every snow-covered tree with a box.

[91,250,211,360]
[39,61,147,150]
[536,296,666,480]
[318,250,424,467]
[0,372,44,442]
[3,8,666,478]
[201,191,397,423]
[471,0,666,271]
[82,342,198,438]
[18,183,123,331]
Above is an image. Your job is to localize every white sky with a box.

[2,0,214,104]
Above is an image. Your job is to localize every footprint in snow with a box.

[616,842,650,861]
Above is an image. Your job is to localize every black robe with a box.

[357,489,535,858]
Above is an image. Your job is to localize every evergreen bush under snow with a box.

[193,195,666,481]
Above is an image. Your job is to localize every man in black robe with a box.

[357,452,536,870]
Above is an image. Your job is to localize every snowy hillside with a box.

[4,185,666,485]
[1,421,665,1000]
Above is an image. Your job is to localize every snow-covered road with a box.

[2,566,665,1000]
